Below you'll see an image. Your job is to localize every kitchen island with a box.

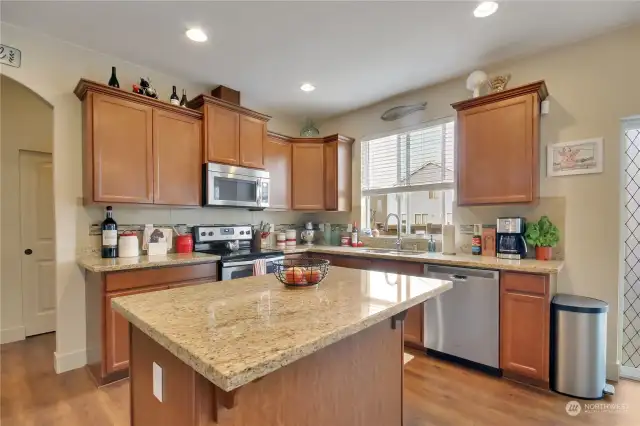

[112,266,452,426]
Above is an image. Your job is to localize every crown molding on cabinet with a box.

[74,79,204,120]
[451,80,548,111]
[267,131,355,145]
[187,94,270,122]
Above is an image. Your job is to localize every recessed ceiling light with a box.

[300,83,316,92]
[186,28,207,42]
[474,1,499,18]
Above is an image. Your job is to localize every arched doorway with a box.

[0,74,56,342]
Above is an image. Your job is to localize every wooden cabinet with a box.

[239,115,266,169]
[500,271,550,387]
[404,305,424,348]
[189,94,270,169]
[152,109,202,206]
[75,79,204,206]
[264,135,292,210]
[105,285,167,374]
[89,93,154,204]
[85,262,218,385]
[292,143,325,210]
[204,103,239,165]
[324,136,352,212]
[452,81,547,206]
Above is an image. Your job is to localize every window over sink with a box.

[361,118,455,235]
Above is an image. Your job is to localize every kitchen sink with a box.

[361,249,426,256]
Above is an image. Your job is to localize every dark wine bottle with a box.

[101,206,118,258]
[170,85,180,105]
[108,66,120,88]
[180,89,188,107]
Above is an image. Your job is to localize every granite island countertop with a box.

[111,267,452,391]
[77,252,220,273]
[269,246,564,274]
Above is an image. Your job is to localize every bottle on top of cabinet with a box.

[179,89,188,107]
[101,206,118,258]
[169,85,180,105]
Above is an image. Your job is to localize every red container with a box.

[176,234,193,253]
[535,246,552,261]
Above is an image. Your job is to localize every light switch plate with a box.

[153,362,163,402]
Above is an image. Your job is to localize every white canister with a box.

[118,233,139,258]
[442,224,456,255]
[276,232,286,242]
[285,229,297,244]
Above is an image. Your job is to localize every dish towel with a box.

[253,258,267,276]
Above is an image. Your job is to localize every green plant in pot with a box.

[525,216,559,261]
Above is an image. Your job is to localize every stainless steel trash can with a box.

[551,294,608,399]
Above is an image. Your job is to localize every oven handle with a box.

[222,256,285,267]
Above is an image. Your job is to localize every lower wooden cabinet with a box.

[500,271,550,387]
[86,263,218,386]
[404,305,424,348]
[105,285,168,374]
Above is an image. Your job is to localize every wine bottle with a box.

[108,66,120,88]
[101,206,118,258]
[170,86,180,105]
[180,89,188,107]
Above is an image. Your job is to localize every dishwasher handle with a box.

[449,274,468,281]
[424,264,498,280]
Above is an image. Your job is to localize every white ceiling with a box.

[3,1,640,120]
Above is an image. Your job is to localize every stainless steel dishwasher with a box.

[424,264,500,372]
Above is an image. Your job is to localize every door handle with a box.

[449,274,467,281]
[24,249,33,255]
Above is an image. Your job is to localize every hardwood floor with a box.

[2,334,639,426]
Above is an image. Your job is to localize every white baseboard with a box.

[621,365,640,381]
[54,349,87,373]
[607,361,620,381]
[1,326,26,344]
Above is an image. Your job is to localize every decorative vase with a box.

[535,246,552,261]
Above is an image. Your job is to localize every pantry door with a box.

[20,150,56,336]
[622,117,640,380]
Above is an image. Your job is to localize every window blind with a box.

[361,118,455,196]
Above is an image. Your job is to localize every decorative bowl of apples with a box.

[272,259,330,288]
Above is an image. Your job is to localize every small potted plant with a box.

[525,216,559,261]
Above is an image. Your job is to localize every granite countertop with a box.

[77,252,220,273]
[272,246,564,274]
[111,267,452,392]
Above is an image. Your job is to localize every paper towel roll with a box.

[442,224,456,255]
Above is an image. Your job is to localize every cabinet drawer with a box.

[501,271,547,296]
[106,263,218,292]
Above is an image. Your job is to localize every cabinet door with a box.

[291,143,325,210]
[239,115,266,169]
[264,136,291,210]
[105,285,168,374]
[500,273,549,384]
[92,94,153,203]
[152,110,202,206]
[324,141,352,212]
[457,94,537,205]
[404,304,423,347]
[205,104,239,165]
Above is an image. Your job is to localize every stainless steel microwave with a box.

[203,163,270,209]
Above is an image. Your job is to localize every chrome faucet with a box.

[384,213,402,251]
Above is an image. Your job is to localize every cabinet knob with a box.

[24,249,33,255]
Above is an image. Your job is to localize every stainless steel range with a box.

[192,225,283,280]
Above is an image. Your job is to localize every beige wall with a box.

[319,24,640,379]
[0,23,304,372]
[0,74,54,343]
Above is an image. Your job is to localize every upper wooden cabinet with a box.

[188,95,269,169]
[75,79,203,206]
[452,81,548,206]
[323,135,353,212]
[272,133,354,212]
[152,110,202,206]
[264,134,292,210]
[292,142,325,210]
[240,115,267,169]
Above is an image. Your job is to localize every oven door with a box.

[221,256,284,281]
[205,163,269,208]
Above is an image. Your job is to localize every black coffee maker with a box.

[496,217,527,260]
